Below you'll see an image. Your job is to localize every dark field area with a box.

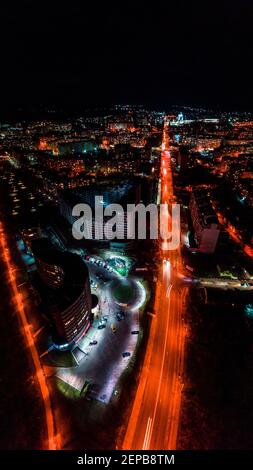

[178,289,253,449]
[0,258,45,449]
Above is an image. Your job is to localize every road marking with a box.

[167,287,186,449]
[122,281,162,450]
[142,417,152,450]
[122,122,183,451]
[166,284,172,298]
[148,283,172,447]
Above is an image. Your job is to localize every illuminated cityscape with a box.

[0,1,253,465]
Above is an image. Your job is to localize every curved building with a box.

[32,238,92,349]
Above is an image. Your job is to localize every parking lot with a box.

[56,254,145,404]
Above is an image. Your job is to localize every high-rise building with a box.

[58,180,140,241]
[32,238,92,349]
[177,145,189,172]
[189,190,220,254]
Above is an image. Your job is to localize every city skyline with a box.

[0,1,253,466]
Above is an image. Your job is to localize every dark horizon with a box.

[1,1,253,115]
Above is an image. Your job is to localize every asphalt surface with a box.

[123,121,186,450]
[56,260,143,404]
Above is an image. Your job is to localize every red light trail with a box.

[0,222,59,450]
[122,118,186,450]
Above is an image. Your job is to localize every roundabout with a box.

[111,278,135,306]
[110,277,147,311]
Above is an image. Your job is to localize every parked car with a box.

[116,311,125,321]
[122,352,131,358]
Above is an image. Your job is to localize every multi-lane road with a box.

[123,119,186,450]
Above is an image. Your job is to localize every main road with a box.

[122,118,186,450]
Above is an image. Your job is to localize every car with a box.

[131,330,139,335]
[96,274,104,281]
[90,279,98,289]
[116,311,125,320]
[122,352,131,358]
[89,384,99,395]
[111,324,117,333]
[241,282,250,287]
[89,340,98,345]
[98,324,106,330]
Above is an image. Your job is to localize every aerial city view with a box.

[0,1,253,465]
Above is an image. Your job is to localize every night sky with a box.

[1,1,253,111]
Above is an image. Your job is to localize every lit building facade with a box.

[32,238,92,349]
[189,190,220,254]
[58,181,140,241]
